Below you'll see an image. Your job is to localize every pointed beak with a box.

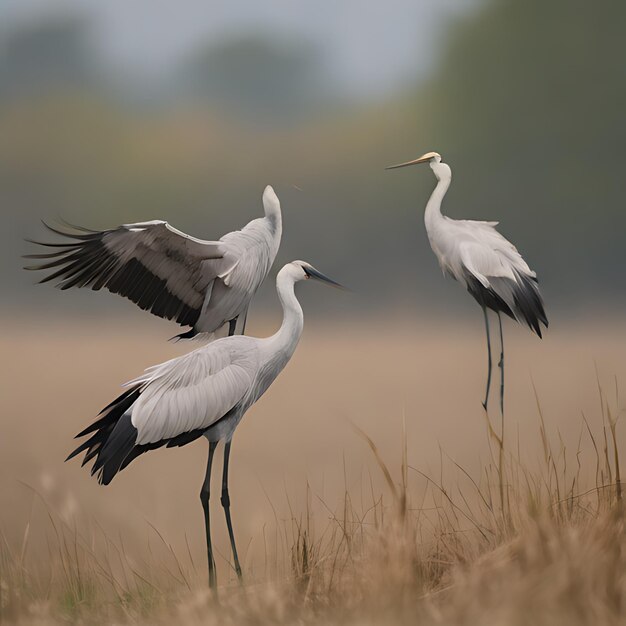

[385,151,440,170]
[304,265,347,290]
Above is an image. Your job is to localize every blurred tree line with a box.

[0,15,99,99]
[1,0,625,317]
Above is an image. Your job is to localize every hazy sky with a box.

[1,0,476,97]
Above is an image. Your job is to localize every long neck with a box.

[424,175,450,233]
[264,200,282,236]
[269,274,303,356]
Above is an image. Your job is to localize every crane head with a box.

[385,151,441,170]
[290,261,346,290]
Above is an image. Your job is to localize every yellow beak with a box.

[386,151,441,170]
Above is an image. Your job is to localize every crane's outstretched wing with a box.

[25,221,225,329]
[458,226,548,336]
[67,339,257,485]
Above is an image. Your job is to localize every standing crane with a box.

[387,152,547,413]
[66,260,344,589]
[24,185,282,340]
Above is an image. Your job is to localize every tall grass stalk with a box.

[1,382,623,625]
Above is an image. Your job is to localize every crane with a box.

[387,151,547,414]
[66,260,344,589]
[24,185,282,340]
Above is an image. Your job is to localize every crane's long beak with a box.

[304,266,347,290]
[385,151,440,170]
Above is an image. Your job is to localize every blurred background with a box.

[2,0,625,315]
[2,0,626,582]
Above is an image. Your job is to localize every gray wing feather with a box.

[26,194,281,335]
[128,338,258,444]
[25,221,224,328]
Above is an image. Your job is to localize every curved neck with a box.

[270,273,303,355]
[424,175,450,232]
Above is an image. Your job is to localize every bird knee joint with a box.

[200,488,210,503]
[220,490,230,508]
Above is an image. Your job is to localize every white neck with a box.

[262,186,282,234]
[268,208,282,244]
[264,201,281,222]
[424,165,451,233]
[268,271,304,356]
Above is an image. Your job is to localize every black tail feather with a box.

[75,387,140,438]
[170,327,197,341]
[67,385,211,485]
[66,386,141,484]
[510,271,548,337]
[466,270,548,337]
[91,413,138,485]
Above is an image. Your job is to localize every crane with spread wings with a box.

[25,185,282,340]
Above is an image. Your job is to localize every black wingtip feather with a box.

[56,216,101,233]
[41,221,96,241]
[26,221,203,330]
[23,250,76,260]
[24,238,82,248]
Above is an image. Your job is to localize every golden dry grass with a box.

[1,314,626,624]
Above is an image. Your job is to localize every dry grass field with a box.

[1,314,626,624]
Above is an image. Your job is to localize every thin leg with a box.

[228,318,237,336]
[220,441,243,582]
[200,441,218,589]
[235,307,249,335]
[482,307,493,411]
[497,311,505,418]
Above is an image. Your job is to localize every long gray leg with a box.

[200,441,218,589]
[497,311,505,417]
[220,441,243,582]
[228,307,250,338]
[234,307,249,336]
[482,306,493,411]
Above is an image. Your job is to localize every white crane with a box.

[387,151,547,413]
[66,260,343,588]
[25,185,282,340]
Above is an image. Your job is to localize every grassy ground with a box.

[1,316,625,624]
